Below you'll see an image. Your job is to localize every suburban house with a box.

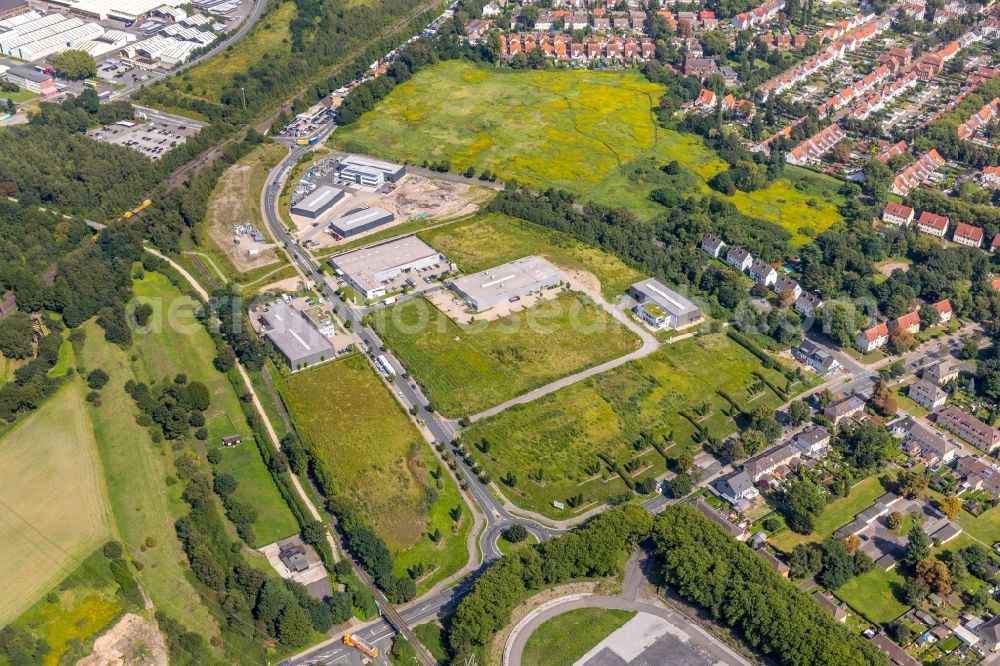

[795,425,832,457]
[908,378,948,410]
[924,359,958,386]
[743,443,801,483]
[792,340,842,376]
[889,416,957,465]
[856,322,889,352]
[893,149,946,196]
[932,298,953,324]
[891,310,921,335]
[957,456,1000,495]
[813,592,848,623]
[701,232,726,258]
[726,246,753,272]
[694,497,749,540]
[794,291,823,317]
[916,211,950,238]
[937,406,1000,453]
[221,435,243,448]
[758,549,790,577]
[953,222,985,248]
[872,634,921,666]
[775,275,802,300]
[695,88,718,110]
[749,259,777,287]
[824,395,866,426]
[713,470,760,508]
[882,202,915,226]
[976,615,1000,652]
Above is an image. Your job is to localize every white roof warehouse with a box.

[329,236,441,300]
[448,256,562,311]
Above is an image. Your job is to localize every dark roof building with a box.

[278,543,309,573]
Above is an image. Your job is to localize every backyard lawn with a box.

[278,355,471,592]
[835,568,910,625]
[770,473,894,553]
[462,333,804,517]
[332,60,843,240]
[419,213,644,300]
[522,608,635,666]
[372,291,640,417]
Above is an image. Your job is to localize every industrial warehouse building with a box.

[329,207,394,239]
[290,185,349,219]
[628,278,702,330]
[259,301,334,370]
[329,236,440,300]
[0,11,104,60]
[47,0,186,22]
[337,155,406,186]
[448,256,561,311]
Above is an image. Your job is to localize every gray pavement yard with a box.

[577,612,726,666]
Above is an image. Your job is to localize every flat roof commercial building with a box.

[339,164,384,188]
[291,185,349,219]
[448,256,561,311]
[259,301,334,370]
[329,236,440,300]
[338,155,406,183]
[329,207,394,239]
[627,278,701,330]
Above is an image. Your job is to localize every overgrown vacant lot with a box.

[371,292,639,417]
[278,356,470,590]
[523,608,635,666]
[462,333,799,516]
[0,381,112,624]
[333,60,843,240]
[420,213,643,300]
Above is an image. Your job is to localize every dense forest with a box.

[654,504,888,666]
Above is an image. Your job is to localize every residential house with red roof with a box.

[917,210,949,237]
[893,150,946,196]
[882,202,915,226]
[695,88,717,109]
[891,310,921,335]
[785,124,847,166]
[933,299,952,323]
[856,322,890,352]
[953,222,985,248]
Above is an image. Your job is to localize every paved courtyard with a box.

[576,612,726,666]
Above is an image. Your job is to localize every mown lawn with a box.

[770,473,894,553]
[371,292,639,417]
[332,60,843,239]
[522,608,635,666]
[420,213,644,300]
[462,333,802,517]
[278,355,471,592]
[836,568,910,625]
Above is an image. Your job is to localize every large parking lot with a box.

[85,111,203,160]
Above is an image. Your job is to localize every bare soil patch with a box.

[206,163,280,273]
[77,613,168,666]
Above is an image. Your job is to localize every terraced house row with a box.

[499,33,655,61]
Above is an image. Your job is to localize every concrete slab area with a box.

[576,612,727,666]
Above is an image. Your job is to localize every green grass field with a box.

[522,608,635,666]
[420,213,644,301]
[836,568,910,625]
[77,318,222,639]
[278,356,471,591]
[130,273,298,545]
[413,622,449,665]
[332,60,843,240]
[371,291,639,417]
[770,473,893,553]
[0,381,113,625]
[462,333,800,517]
